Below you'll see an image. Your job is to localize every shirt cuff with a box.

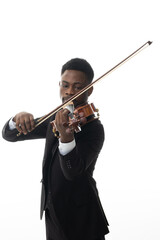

[58,139,76,156]
[9,118,16,130]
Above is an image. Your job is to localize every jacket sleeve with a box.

[59,120,105,180]
[2,117,50,142]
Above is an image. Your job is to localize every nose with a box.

[66,86,74,95]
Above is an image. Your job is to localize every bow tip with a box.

[148,41,153,45]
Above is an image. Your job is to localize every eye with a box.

[63,84,69,88]
[74,85,83,90]
[61,83,69,89]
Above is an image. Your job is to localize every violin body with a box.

[50,103,99,137]
[74,103,98,118]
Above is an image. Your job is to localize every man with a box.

[2,58,109,240]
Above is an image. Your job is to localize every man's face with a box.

[60,70,91,107]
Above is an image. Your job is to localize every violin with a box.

[50,103,99,138]
[17,41,152,137]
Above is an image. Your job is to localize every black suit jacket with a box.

[2,116,109,240]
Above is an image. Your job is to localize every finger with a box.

[74,111,84,119]
[20,119,28,135]
[78,112,84,118]
[79,117,87,125]
[23,118,32,132]
[59,109,69,126]
[29,115,35,131]
[66,127,74,134]
[24,115,35,132]
[55,110,68,133]
[63,108,70,116]
[62,111,69,125]
[62,122,68,127]
[54,113,61,132]
[56,110,69,127]
[16,118,22,133]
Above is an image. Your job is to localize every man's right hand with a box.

[13,112,35,135]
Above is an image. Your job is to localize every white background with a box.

[0,0,160,239]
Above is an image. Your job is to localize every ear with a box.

[87,86,93,96]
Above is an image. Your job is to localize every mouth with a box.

[62,96,74,103]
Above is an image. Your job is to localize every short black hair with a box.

[61,58,94,83]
